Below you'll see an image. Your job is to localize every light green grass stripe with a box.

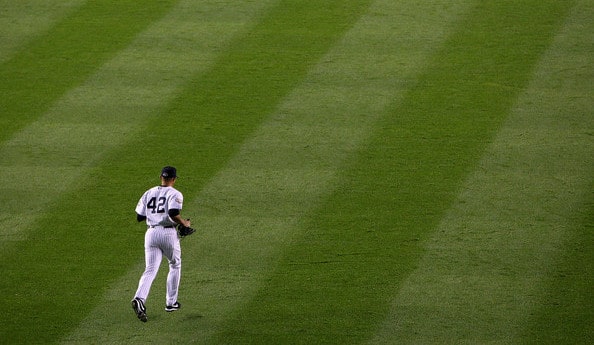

[370,1,593,343]
[0,0,181,144]
[0,0,276,248]
[60,1,473,343]
[0,0,86,63]
[1,1,278,342]
[10,0,376,342]
[210,0,576,342]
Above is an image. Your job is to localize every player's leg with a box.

[163,232,182,308]
[134,229,163,302]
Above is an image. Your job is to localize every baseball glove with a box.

[177,223,196,238]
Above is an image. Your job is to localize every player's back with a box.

[138,186,183,227]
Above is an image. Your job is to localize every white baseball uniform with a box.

[133,185,184,306]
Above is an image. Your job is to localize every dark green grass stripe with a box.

[213,1,575,343]
[0,1,372,343]
[107,0,374,194]
[156,0,374,174]
[526,205,594,343]
[0,0,177,144]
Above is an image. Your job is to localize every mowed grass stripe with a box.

[62,1,473,343]
[0,0,85,63]
[0,0,281,342]
[0,0,275,248]
[374,1,592,342]
[2,1,373,343]
[0,0,177,144]
[135,0,375,172]
[212,0,577,343]
[522,0,593,340]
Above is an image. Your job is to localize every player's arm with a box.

[169,209,190,227]
[135,191,148,222]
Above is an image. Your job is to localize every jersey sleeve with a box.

[135,191,147,216]
[169,190,183,210]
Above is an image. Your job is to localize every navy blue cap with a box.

[161,166,177,178]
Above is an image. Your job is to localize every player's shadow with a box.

[183,312,204,321]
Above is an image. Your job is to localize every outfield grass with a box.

[0,0,178,143]
[0,0,592,344]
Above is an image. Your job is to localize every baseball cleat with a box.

[132,298,147,322]
[165,301,181,312]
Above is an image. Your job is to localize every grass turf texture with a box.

[0,0,592,344]
[0,0,178,144]
[212,1,590,343]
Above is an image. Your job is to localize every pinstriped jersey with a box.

[135,185,183,227]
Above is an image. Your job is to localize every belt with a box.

[148,225,175,229]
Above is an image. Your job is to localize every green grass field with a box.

[0,0,592,343]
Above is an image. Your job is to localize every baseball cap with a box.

[160,166,177,178]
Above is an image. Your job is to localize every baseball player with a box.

[131,166,192,322]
